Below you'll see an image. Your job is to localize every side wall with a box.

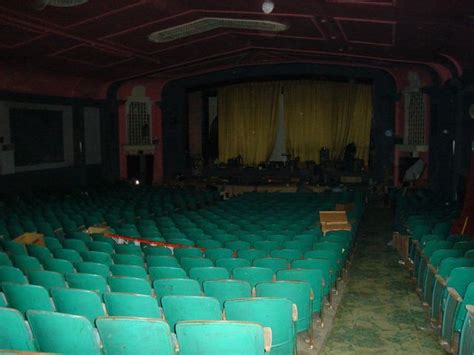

[0,93,116,194]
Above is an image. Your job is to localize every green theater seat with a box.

[2,283,54,314]
[161,295,222,331]
[232,267,274,288]
[75,261,110,279]
[0,307,36,351]
[27,270,66,291]
[175,320,270,355]
[65,272,109,295]
[43,258,75,275]
[149,266,187,281]
[188,266,229,286]
[104,292,162,318]
[225,297,296,354]
[96,317,175,355]
[51,287,105,323]
[154,278,202,305]
[108,276,152,296]
[27,310,101,354]
[203,279,251,309]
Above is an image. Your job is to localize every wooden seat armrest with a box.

[263,327,272,352]
[447,287,463,302]
[466,305,474,315]
[435,274,447,286]
[292,304,298,322]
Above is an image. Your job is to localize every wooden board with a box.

[319,211,349,225]
[13,232,45,246]
[87,226,111,234]
[321,223,352,235]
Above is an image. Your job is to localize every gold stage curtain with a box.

[218,81,281,165]
[284,80,372,163]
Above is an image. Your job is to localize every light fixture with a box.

[134,179,140,186]
[262,0,274,14]
[149,18,287,43]
[34,0,88,9]
[49,0,88,6]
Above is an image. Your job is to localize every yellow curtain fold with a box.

[218,81,281,165]
[284,80,372,163]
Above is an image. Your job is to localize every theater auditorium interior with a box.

[0,0,473,354]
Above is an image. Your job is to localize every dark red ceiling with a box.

[0,0,472,84]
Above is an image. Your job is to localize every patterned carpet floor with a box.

[322,202,444,354]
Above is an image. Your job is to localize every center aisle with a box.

[322,200,443,354]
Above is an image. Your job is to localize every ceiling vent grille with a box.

[42,0,88,7]
[149,17,288,43]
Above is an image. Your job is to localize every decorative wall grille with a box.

[405,91,425,145]
[127,101,151,145]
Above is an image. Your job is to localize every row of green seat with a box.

[1,307,271,354]
[0,278,317,354]
[394,189,473,355]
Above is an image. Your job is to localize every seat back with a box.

[53,248,82,264]
[237,249,268,263]
[188,267,229,285]
[0,266,27,284]
[180,257,214,273]
[253,240,281,253]
[51,287,105,323]
[0,307,36,351]
[26,245,53,262]
[205,248,233,262]
[112,254,145,267]
[143,246,172,257]
[110,264,148,279]
[429,249,464,267]
[149,266,188,281]
[438,258,474,278]
[0,252,12,266]
[277,268,324,312]
[153,278,202,304]
[108,276,152,295]
[256,280,312,332]
[96,317,175,355]
[65,272,109,295]
[27,270,66,291]
[174,247,203,260]
[114,244,143,256]
[161,295,221,331]
[43,258,75,275]
[13,255,42,273]
[87,241,114,254]
[176,320,269,355]
[104,292,161,318]
[203,279,251,308]
[216,258,251,273]
[3,283,54,314]
[75,261,110,279]
[146,255,180,268]
[81,251,113,266]
[225,297,295,354]
[232,267,274,288]
[27,310,101,354]
[271,249,303,262]
[253,257,288,274]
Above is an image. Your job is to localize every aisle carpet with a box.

[322,202,443,354]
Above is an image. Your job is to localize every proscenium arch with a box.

[159,62,399,180]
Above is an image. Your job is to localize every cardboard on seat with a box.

[13,232,45,246]
[319,211,352,235]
